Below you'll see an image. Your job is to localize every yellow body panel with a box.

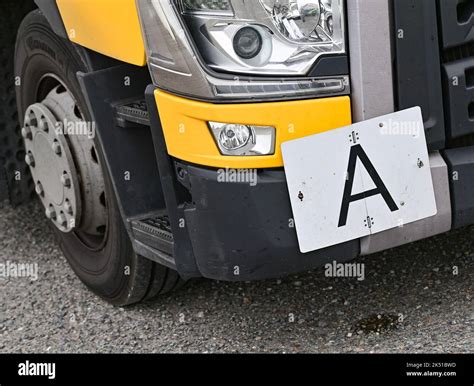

[155,90,352,169]
[56,0,146,66]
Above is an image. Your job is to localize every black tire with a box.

[14,10,184,306]
[0,0,37,206]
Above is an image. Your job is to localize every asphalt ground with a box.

[0,202,472,353]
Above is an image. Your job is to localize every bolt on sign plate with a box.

[282,107,437,253]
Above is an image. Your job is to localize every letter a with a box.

[338,144,398,227]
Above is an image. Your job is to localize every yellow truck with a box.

[1,0,472,305]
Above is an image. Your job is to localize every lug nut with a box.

[35,182,44,196]
[45,206,56,220]
[64,200,73,215]
[57,213,67,228]
[39,119,49,132]
[21,126,33,140]
[25,153,35,167]
[52,141,62,155]
[60,173,71,188]
[25,115,37,128]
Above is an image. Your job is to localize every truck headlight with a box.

[178,0,344,76]
[136,0,348,100]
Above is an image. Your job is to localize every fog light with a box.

[219,124,253,151]
[209,122,276,156]
[233,27,263,59]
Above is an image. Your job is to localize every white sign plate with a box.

[282,107,437,253]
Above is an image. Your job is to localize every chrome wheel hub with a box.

[23,83,107,235]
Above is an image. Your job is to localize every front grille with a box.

[442,42,474,63]
[438,0,474,141]
[392,0,474,148]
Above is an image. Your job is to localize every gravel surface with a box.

[0,202,472,353]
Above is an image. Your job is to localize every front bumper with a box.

[178,163,360,280]
[146,86,358,280]
[146,87,465,281]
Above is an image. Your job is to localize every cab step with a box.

[115,100,150,128]
[131,215,174,256]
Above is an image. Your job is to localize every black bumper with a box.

[179,164,360,281]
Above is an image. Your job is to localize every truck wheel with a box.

[14,10,183,306]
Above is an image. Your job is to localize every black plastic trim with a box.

[34,0,67,39]
[145,86,201,278]
[443,146,474,228]
[393,0,446,151]
[77,66,178,270]
[308,55,349,78]
[442,57,474,139]
[438,0,474,50]
[78,66,166,220]
[178,163,360,281]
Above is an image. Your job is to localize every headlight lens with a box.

[233,27,263,59]
[263,0,337,42]
[263,0,323,42]
[178,0,345,76]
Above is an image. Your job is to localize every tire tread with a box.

[0,0,36,206]
[144,263,185,301]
